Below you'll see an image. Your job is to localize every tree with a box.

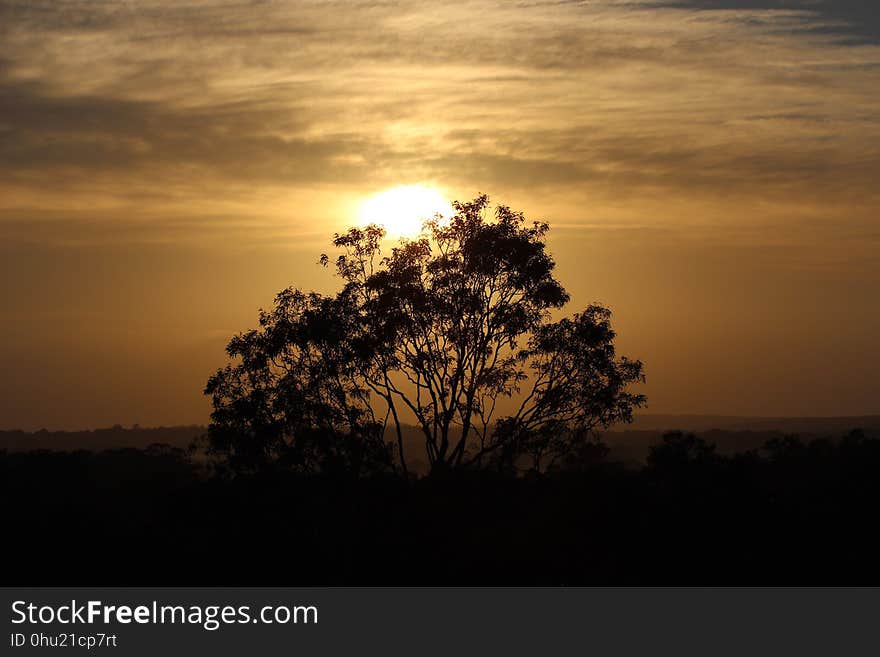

[646,431,719,470]
[204,195,645,477]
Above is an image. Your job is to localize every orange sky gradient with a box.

[1,0,879,429]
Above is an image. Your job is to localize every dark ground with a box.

[4,427,880,585]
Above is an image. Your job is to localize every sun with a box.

[358,185,451,238]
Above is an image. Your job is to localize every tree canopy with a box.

[204,195,646,477]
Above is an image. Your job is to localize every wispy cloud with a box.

[2,1,878,229]
[645,1,880,45]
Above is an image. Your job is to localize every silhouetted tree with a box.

[204,289,393,476]
[761,435,807,463]
[647,431,719,470]
[205,195,645,476]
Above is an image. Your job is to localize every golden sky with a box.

[2,0,879,428]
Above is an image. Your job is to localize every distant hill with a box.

[602,415,880,464]
[0,425,204,452]
[621,414,880,434]
[2,415,877,458]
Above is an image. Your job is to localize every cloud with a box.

[1,0,879,240]
[645,0,880,45]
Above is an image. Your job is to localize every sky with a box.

[1,0,879,429]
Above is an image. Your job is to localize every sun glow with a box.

[358,185,452,237]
